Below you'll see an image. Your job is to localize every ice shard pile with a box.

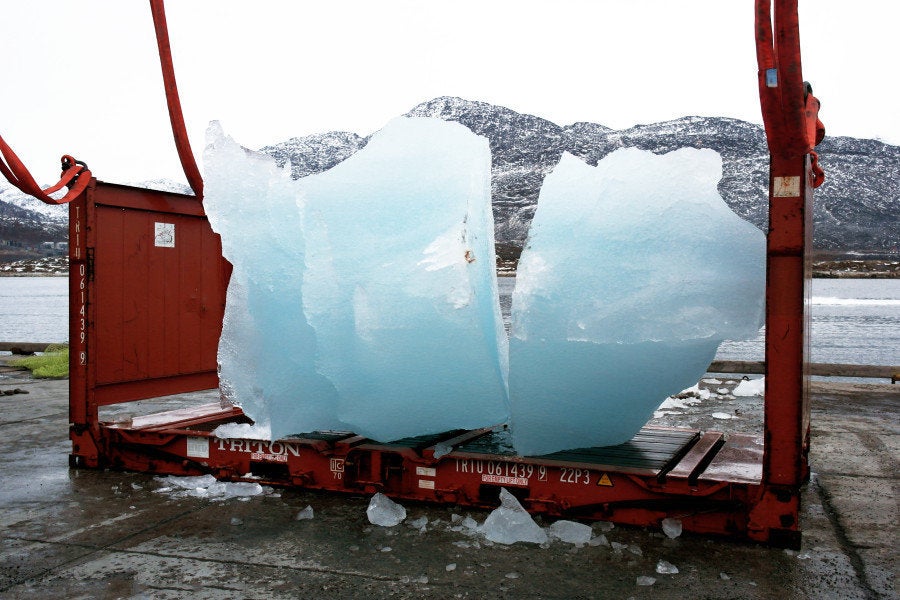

[509,149,765,454]
[204,117,508,442]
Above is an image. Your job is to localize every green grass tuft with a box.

[12,345,69,378]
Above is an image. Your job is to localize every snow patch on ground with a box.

[733,377,765,397]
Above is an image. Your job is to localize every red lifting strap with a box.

[149,0,204,199]
[754,0,825,187]
[1,0,200,204]
[0,136,91,205]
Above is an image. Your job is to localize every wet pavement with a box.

[0,362,896,599]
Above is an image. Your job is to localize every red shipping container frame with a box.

[0,0,820,548]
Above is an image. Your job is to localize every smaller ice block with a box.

[509,149,765,455]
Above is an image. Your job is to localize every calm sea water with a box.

[500,277,899,366]
[0,277,68,343]
[1,275,898,367]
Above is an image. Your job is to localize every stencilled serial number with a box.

[559,467,591,485]
[454,459,549,487]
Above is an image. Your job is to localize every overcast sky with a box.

[2,1,897,187]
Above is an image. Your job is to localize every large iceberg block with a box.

[296,117,508,441]
[204,122,344,438]
[509,149,765,455]
[204,117,509,441]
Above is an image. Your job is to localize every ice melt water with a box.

[509,149,765,454]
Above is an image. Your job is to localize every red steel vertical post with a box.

[750,0,821,546]
[68,179,100,467]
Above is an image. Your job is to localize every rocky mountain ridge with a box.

[2,96,897,261]
[264,96,898,253]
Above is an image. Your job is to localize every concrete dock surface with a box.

[0,364,896,599]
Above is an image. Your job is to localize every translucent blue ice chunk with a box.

[296,117,509,441]
[509,149,765,455]
[204,118,508,441]
[204,121,344,438]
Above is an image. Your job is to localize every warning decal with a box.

[597,473,613,487]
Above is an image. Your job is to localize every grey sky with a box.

[2,1,896,187]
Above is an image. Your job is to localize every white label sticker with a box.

[415,466,436,477]
[155,222,175,247]
[773,176,801,198]
[418,479,435,489]
[186,436,209,458]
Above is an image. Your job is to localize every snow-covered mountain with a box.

[401,97,898,253]
[0,185,67,259]
[2,96,897,262]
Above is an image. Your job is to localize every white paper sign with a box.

[155,222,175,248]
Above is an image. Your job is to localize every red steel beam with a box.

[751,0,823,546]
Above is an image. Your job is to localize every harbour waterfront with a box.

[0,276,68,343]
[501,276,900,367]
[1,275,898,369]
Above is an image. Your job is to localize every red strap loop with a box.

[0,135,92,205]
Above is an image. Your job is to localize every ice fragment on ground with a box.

[367,493,407,527]
[505,572,520,579]
[636,576,657,586]
[408,516,428,532]
[509,149,764,454]
[230,517,243,526]
[380,546,392,552]
[733,377,765,397]
[481,488,548,545]
[676,384,712,401]
[661,518,683,539]
[295,505,315,520]
[611,542,628,553]
[154,475,269,501]
[548,520,593,545]
[703,378,723,384]
[712,412,734,420]
[223,482,264,498]
[446,563,457,572]
[627,544,643,556]
[716,387,730,395]
[450,515,480,534]
[720,572,731,580]
[588,534,610,547]
[594,521,615,533]
[656,560,679,575]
